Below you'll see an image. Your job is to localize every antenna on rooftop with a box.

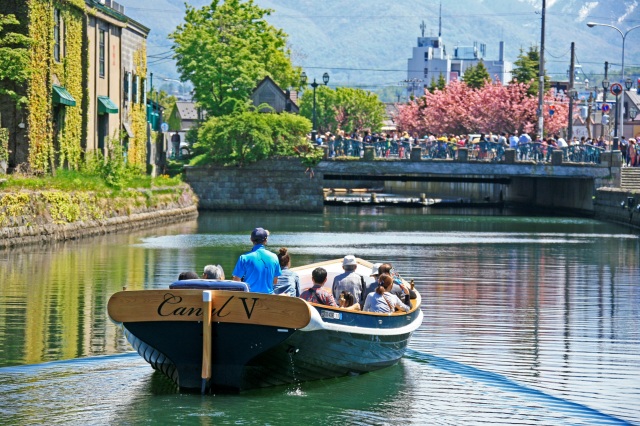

[438,2,442,37]
[420,20,426,38]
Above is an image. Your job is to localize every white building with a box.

[407,23,512,92]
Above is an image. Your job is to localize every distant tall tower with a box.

[438,2,442,37]
[407,2,512,88]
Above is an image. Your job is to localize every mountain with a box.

[119,0,640,95]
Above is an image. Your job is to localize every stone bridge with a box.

[184,148,624,216]
[316,148,621,214]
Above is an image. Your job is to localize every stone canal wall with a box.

[0,184,198,248]
[594,188,640,229]
[183,158,324,212]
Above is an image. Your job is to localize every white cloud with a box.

[577,2,599,22]
[618,1,638,24]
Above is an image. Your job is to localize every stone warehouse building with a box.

[0,0,150,173]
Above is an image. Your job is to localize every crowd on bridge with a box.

[310,129,640,166]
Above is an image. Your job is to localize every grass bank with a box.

[0,170,198,247]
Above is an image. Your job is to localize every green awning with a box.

[52,85,76,107]
[98,96,118,114]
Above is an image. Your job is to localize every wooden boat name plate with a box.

[108,289,312,329]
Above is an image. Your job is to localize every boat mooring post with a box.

[201,290,213,394]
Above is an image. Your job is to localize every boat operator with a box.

[232,227,282,293]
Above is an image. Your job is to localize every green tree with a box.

[436,73,447,90]
[193,108,312,167]
[170,0,301,117]
[149,90,177,113]
[298,86,385,134]
[463,61,491,89]
[298,85,337,134]
[428,76,437,93]
[511,46,550,96]
[0,13,31,107]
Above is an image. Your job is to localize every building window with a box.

[123,72,129,101]
[54,9,61,62]
[132,74,138,104]
[140,77,146,105]
[424,68,429,78]
[99,29,105,78]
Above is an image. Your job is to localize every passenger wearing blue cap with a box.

[232,227,282,294]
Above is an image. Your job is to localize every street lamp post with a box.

[587,22,640,141]
[300,71,329,142]
[625,78,633,124]
[163,78,188,99]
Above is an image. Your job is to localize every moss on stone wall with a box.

[0,184,197,228]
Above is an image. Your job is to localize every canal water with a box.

[0,208,638,425]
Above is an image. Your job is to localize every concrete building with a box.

[407,22,512,92]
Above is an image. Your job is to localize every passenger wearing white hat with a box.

[370,263,382,278]
[331,255,366,304]
[363,263,383,301]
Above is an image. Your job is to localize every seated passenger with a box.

[178,271,199,280]
[378,263,416,303]
[202,264,225,280]
[300,267,338,307]
[363,263,383,301]
[332,255,366,305]
[363,273,410,314]
[339,290,360,311]
[273,247,301,297]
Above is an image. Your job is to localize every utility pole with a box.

[567,42,575,142]
[537,0,546,138]
[600,61,608,138]
[587,91,594,140]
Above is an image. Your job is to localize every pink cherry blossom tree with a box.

[395,80,568,137]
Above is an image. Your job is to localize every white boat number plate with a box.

[321,311,342,320]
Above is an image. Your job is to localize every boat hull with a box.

[122,305,421,393]
[109,258,424,393]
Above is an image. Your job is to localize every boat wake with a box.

[404,349,632,425]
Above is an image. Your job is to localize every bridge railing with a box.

[324,139,605,165]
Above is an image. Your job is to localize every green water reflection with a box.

[0,207,635,368]
[0,207,639,424]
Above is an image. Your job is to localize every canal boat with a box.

[107,258,423,393]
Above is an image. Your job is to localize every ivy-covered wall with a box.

[129,47,147,172]
[26,0,85,173]
[7,0,152,175]
[27,0,54,173]
[0,127,8,170]
[53,0,84,169]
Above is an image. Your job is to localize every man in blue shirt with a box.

[232,227,282,294]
